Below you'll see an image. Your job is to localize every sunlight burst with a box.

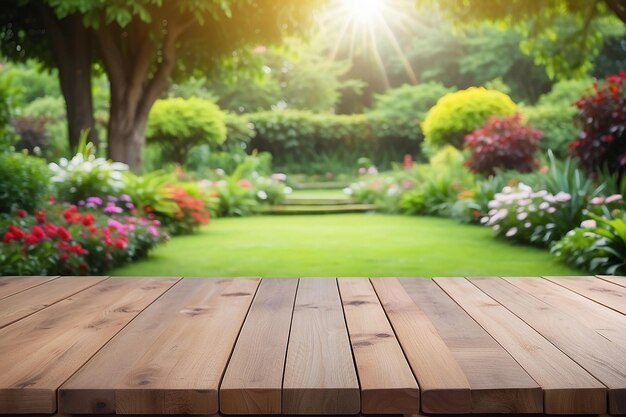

[341,0,384,22]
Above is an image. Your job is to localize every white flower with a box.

[518,199,532,206]
[524,222,531,228]
[539,202,550,210]
[367,166,378,174]
[502,186,513,194]
[215,168,226,176]
[517,212,528,221]
[284,186,293,194]
[257,190,268,200]
[343,187,353,196]
[506,227,518,237]
[271,173,287,182]
[480,217,489,224]
[547,207,556,214]
[493,225,501,232]
[581,219,597,228]
[488,200,500,209]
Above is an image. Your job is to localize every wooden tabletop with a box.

[0,276,624,416]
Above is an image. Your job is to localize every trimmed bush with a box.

[146,98,227,164]
[465,113,543,175]
[522,105,577,158]
[0,151,50,213]
[570,71,626,175]
[248,110,422,173]
[422,87,517,149]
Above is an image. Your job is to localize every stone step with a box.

[257,204,377,215]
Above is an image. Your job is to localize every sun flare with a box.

[341,0,384,22]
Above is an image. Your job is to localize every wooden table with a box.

[0,276,624,416]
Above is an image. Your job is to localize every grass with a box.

[111,214,581,277]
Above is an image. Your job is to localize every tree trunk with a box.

[107,101,147,172]
[40,8,98,151]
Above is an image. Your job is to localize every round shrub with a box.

[422,87,517,149]
[465,113,543,175]
[0,151,50,213]
[146,98,227,164]
[570,71,626,175]
[522,105,577,158]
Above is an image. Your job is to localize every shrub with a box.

[551,213,626,274]
[146,98,227,164]
[422,87,517,149]
[537,78,594,107]
[522,105,577,158]
[0,151,50,213]
[570,71,626,175]
[0,203,167,275]
[465,113,543,175]
[248,110,422,173]
[48,148,128,203]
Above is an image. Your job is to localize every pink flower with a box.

[606,194,623,204]
[148,226,159,237]
[506,227,518,237]
[590,196,605,205]
[237,179,252,189]
[581,219,597,229]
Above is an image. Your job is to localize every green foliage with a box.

[0,62,61,107]
[0,151,50,213]
[523,105,577,158]
[552,214,626,274]
[121,171,179,217]
[422,0,624,79]
[537,78,594,106]
[21,96,70,159]
[146,98,227,165]
[0,82,10,148]
[248,110,422,174]
[422,87,517,149]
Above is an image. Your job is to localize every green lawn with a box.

[111,214,581,277]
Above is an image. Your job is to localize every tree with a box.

[0,1,323,171]
[420,0,626,79]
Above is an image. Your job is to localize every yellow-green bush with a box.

[422,87,516,149]
[146,98,227,164]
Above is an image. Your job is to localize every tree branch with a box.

[94,23,126,99]
[605,0,626,24]
[135,17,195,123]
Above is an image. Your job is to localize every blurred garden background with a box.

[0,0,625,276]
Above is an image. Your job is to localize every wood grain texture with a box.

[60,278,259,415]
[596,275,626,288]
[545,276,626,314]
[503,276,626,345]
[0,276,108,329]
[471,276,626,414]
[401,278,542,414]
[220,278,298,415]
[338,278,419,414]
[434,277,606,415]
[0,277,179,414]
[0,276,59,300]
[371,278,471,414]
[283,278,360,415]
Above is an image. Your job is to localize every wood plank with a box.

[371,278,471,414]
[503,276,626,346]
[220,278,298,415]
[60,277,259,415]
[597,275,626,288]
[544,276,626,314]
[338,278,419,415]
[283,278,360,415]
[434,277,606,415]
[0,276,109,329]
[0,276,59,300]
[401,278,542,414]
[0,277,179,414]
[470,276,626,415]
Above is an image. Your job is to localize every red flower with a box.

[31,225,45,241]
[63,205,79,223]
[16,209,27,218]
[59,253,69,262]
[82,214,95,226]
[57,226,71,241]
[24,234,40,245]
[79,262,89,271]
[44,223,58,238]
[7,225,25,240]
[88,225,98,234]
[114,238,127,249]
[3,232,14,244]
[35,210,46,224]
[47,195,56,203]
